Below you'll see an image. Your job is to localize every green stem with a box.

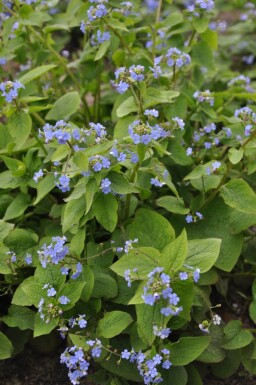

[131,86,143,117]
[31,125,47,155]
[199,162,232,210]
[125,163,139,219]
[107,24,133,55]
[155,0,163,24]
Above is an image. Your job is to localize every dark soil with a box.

[0,345,256,385]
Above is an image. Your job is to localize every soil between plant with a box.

[0,345,256,385]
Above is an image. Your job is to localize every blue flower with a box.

[101,178,112,194]
[33,169,44,183]
[58,296,70,305]
[0,80,24,102]
[56,175,70,193]
[179,272,188,280]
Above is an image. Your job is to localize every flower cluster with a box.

[187,0,215,16]
[113,65,145,94]
[185,212,203,223]
[186,123,220,156]
[69,314,87,329]
[117,238,138,254]
[193,90,214,106]
[100,177,111,194]
[56,175,70,193]
[89,155,111,172]
[128,120,168,145]
[142,267,183,317]
[234,106,256,123]
[149,49,191,79]
[60,346,90,385]
[86,339,103,358]
[227,75,251,89]
[206,160,221,175]
[153,325,171,339]
[0,80,24,102]
[38,236,69,268]
[38,298,63,323]
[121,348,172,384]
[91,30,111,45]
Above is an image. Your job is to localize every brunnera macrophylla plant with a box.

[1,0,256,384]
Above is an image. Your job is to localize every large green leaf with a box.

[62,195,86,233]
[165,336,211,365]
[1,305,35,331]
[57,282,85,309]
[4,192,30,220]
[159,229,188,273]
[0,332,13,360]
[110,247,160,279]
[33,173,56,205]
[222,320,253,350]
[4,228,38,254]
[156,196,189,215]
[186,238,221,273]
[8,111,32,149]
[127,208,175,251]
[185,198,243,272]
[33,312,59,337]
[93,193,118,232]
[97,311,133,338]
[46,91,81,120]
[221,179,256,214]
[136,303,163,346]
[18,64,57,84]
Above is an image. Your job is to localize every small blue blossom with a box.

[47,287,57,297]
[193,90,214,106]
[71,262,83,279]
[56,175,70,193]
[179,272,188,280]
[33,169,44,183]
[25,254,32,265]
[89,155,111,172]
[150,178,165,187]
[121,349,131,359]
[0,80,24,102]
[185,214,193,223]
[144,109,159,118]
[38,236,69,268]
[58,296,70,305]
[172,117,185,130]
[166,47,191,68]
[100,178,112,194]
[193,268,200,283]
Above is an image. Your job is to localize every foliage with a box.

[0,0,256,384]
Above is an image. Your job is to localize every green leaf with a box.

[34,265,66,291]
[78,265,94,302]
[116,96,137,118]
[0,245,13,274]
[100,355,141,382]
[19,279,45,306]
[172,280,194,320]
[8,111,32,149]
[186,365,203,385]
[166,336,211,365]
[4,228,38,254]
[136,303,163,346]
[93,193,118,232]
[212,350,241,379]
[249,279,256,323]
[228,148,244,164]
[192,17,210,33]
[0,220,14,242]
[73,151,89,172]
[33,312,59,337]
[97,311,133,338]
[69,228,86,257]
[62,196,86,233]
[0,332,13,359]
[185,198,243,272]
[198,325,225,363]
[18,64,57,84]
[127,208,175,251]
[46,91,81,120]
[156,196,189,214]
[108,171,138,194]
[222,320,253,350]
[143,88,179,109]
[191,40,214,69]
[2,305,35,331]
[186,238,221,273]
[1,156,26,177]
[162,366,188,385]
[94,40,110,61]
[57,282,85,309]
[159,229,188,273]
[33,173,56,205]
[92,267,118,299]
[221,179,256,214]
[85,178,98,215]
[4,193,30,220]
[12,277,35,306]
[110,247,160,279]
[107,18,128,31]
